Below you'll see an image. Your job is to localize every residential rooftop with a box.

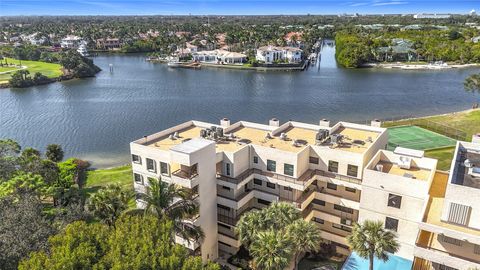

[135,119,385,154]
[422,171,480,236]
[451,142,480,189]
[375,160,431,181]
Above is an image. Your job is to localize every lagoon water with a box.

[0,44,479,167]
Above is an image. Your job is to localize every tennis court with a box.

[387,125,457,151]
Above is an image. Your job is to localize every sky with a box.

[0,0,478,16]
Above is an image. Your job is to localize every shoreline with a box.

[86,108,479,171]
[364,62,480,70]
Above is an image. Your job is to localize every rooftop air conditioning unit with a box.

[229,133,235,139]
[169,134,175,140]
[216,127,224,137]
[265,132,272,139]
[398,156,412,169]
[173,131,179,138]
[200,129,207,138]
[280,133,287,140]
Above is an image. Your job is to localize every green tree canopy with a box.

[347,220,399,270]
[87,184,131,226]
[19,215,220,270]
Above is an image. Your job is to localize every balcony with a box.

[171,164,199,188]
[414,230,480,269]
[217,168,361,189]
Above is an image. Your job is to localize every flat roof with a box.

[170,138,213,154]
[451,146,480,189]
[227,125,315,153]
[146,126,204,151]
[423,171,480,236]
[320,126,380,153]
[375,160,431,181]
[139,120,384,154]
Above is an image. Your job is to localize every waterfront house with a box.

[60,35,85,49]
[256,45,303,64]
[96,38,121,50]
[284,31,304,48]
[375,39,416,62]
[192,49,247,64]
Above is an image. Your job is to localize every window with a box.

[218,223,231,229]
[134,173,143,184]
[328,161,338,173]
[160,162,169,175]
[474,244,480,255]
[217,204,231,211]
[334,204,353,214]
[221,185,231,191]
[225,163,231,176]
[347,165,358,177]
[267,160,276,172]
[284,186,293,191]
[257,199,270,205]
[132,154,141,164]
[309,156,319,164]
[438,235,462,246]
[146,158,156,173]
[385,217,399,232]
[436,265,458,270]
[266,182,275,189]
[254,178,262,185]
[218,241,232,247]
[253,156,258,164]
[313,217,324,224]
[388,194,402,209]
[345,187,356,193]
[327,183,337,190]
[341,218,353,226]
[312,199,325,206]
[333,223,352,232]
[284,164,294,176]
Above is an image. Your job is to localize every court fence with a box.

[354,115,467,141]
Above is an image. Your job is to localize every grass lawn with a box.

[298,258,344,270]
[425,147,455,171]
[0,58,63,84]
[0,66,21,73]
[84,165,135,207]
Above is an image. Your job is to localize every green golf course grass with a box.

[0,58,63,84]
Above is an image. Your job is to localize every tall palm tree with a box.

[87,184,131,227]
[249,230,292,270]
[347,220,399,270]
[139,177,203,243]
[287,219,322,270]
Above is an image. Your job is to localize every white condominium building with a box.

[130,118,480,269]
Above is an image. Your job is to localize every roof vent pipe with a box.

[269,118,280,127]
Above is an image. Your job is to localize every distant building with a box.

[96,38,121,50]
[470,9,477,16]
[256,46,303,64]
[472,36,480,43]
[192,49,247,64]
[375,39,416,62]
[284,32,304,48]
[413,13,451,19]
[60,35,84,49]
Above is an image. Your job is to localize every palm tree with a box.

[87,184,131,227]
[249,230,293,270]
[347,220,399,270]
[139,177,204,243]
[464,73,480,108]
[287,219,322,270]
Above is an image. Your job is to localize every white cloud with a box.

[371,1,408,6]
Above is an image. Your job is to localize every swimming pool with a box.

[342,252,413,270]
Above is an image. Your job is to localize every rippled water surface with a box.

[1,44,478,167]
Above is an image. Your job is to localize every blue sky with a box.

[0,0,477,16]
